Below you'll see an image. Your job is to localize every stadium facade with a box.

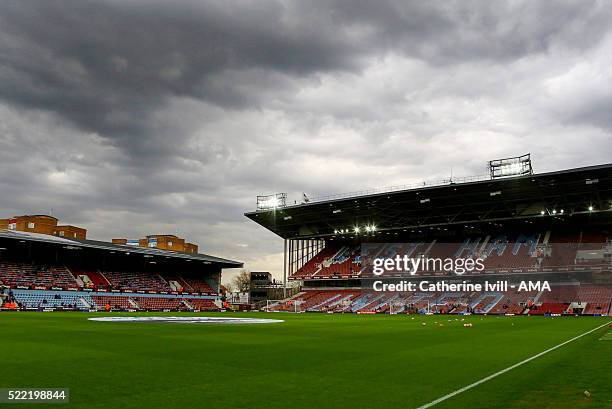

[246,162,612,315]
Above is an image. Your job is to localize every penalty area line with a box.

[415,320,612,409]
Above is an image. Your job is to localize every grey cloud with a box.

[2,0,611,150]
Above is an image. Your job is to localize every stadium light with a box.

[552,209,557,215]
[588,205,594,212]
[560,209,564,214]
[488,153,533,179]
[540,210,545,215]
[267,197,280,208]
[256,193,287,211]
[353,227,360,233]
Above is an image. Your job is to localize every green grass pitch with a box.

[1,312,610,409]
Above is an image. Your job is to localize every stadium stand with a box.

[132,296,185,311]
[92,295,136,310]
[76,271,111,289]
[179,277,216,293]
[577,285,612,315]
[265,282,611,316]
[0,262,77,289]
[11,289,92,309]
[488,289,537,315]
[289,229,611,280]
[186,298,218,311]
[102,270,170,292]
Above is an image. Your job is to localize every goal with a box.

[265,299,304,313]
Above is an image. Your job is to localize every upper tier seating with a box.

[77,271,110,289]
[479,233,540,270]
[0,262,77,289]
[179,277,216,293]
[290,229,610,279]
[1,262,220,296]
[291,244,362,279]
[290,245,344,279]
[102,271,171,292]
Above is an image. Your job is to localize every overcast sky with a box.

[1,0,611,282]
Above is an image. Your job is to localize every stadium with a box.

[2,157,611,408]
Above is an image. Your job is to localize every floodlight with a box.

[256,193,287,210]
[488,154,533,179]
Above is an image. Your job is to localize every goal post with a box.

[389,301,406,315]
[265,299,304,313]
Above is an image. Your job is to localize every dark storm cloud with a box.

[0,0,359,151]
[1,0,612,277]
[2,0,611,151]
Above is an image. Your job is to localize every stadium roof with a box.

[246,163,612,239]
[0,229,242,268]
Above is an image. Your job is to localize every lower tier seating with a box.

[268,284,611,315]
[3,290,219,312]
[10,290,92,309]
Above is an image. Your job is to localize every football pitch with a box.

[1,312,610,409]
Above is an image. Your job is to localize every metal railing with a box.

[288,174,491,207]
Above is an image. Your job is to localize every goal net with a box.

[265,299,305,313]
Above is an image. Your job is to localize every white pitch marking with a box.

[416,320,612,409]
[88,316,284,324]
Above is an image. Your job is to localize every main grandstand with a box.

[0,226,242,311]
[246,160,612,316]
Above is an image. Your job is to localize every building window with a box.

[28,222,35,229]
[8,223,16,230]
[59,231,65,237]
[168,242,173,247]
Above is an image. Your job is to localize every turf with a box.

[0,312,610,409]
